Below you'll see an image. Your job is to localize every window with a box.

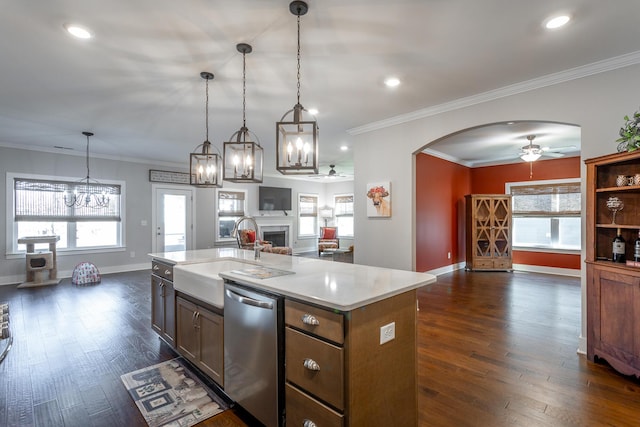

[334,194,354,237]
[216,190,246,241]
[507,179,581,251]
[9,174,124,253]
[298,194,318,237]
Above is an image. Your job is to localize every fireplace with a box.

[259,224,290,247]
[263,231,286,247]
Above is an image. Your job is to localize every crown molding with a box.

[348,50,640,136]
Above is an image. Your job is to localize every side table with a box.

[17,235,61,288]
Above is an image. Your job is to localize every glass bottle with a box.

[612,228,626,263]
[634,230,640,263]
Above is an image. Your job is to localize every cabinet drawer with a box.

[285,299,344,344]
[493,259,512,269]
[286,383,344,427]
[286,327,344,410]
[152,260,174,281]
[473,259,494,269]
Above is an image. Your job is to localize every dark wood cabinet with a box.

[151,260,175,346]
[465,194,512,271]
[176,296,224,386]
[586,150,640,377]
[284,292,418,427]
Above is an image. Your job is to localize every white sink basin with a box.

[173,260,252,308]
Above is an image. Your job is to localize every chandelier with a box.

[190,71,222,187]
[63,131,111,208]
[223,43,264,183]
[276,0,319,175]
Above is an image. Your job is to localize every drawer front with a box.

[473,259,494,269]
[152,260,174,281]
[286,383,344,427]
[285,299,344,344]
[286,328,344,410]
[493,259,512,269]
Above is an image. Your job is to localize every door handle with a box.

[225,289,273,309]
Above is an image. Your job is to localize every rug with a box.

[121,357,227,427]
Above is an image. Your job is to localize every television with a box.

[259,186,292,211]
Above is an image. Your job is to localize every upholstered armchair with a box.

[233,216,292,255]
[237,229,273,252]
[318,226,339,256]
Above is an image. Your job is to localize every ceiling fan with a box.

[520,135,566,162]
[309,164,347,179]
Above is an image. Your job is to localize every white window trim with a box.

[506,177,581,252]
[334,192,354,238]
[298,192,318,239]
[6,172,126,257]
[215,188,247,244]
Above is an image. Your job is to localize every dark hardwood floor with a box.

[0,268,638,426]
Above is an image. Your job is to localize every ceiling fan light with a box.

[521,152,542,162]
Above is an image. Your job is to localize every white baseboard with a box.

[426,262,466,276]
[512,263,581,277]
[0,262,150,286]
[425,262,581,278]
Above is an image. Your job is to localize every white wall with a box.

[352,62,640,354]
[0,146,353,284]
[354,64,639,269]
[0,146,169,284]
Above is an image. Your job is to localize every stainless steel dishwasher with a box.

[224,282,284,427]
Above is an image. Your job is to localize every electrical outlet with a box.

[380,322,395,345]
[447,251,451,259]
[130,251,136,258]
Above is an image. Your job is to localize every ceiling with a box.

[1,1,639,179]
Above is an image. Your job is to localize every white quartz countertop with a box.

[149,248,436,311]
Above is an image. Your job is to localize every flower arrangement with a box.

[616,107,640,152]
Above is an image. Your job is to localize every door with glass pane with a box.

[154,187,194,253]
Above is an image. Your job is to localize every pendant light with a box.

[63,131,113,208]
[223,43,264,183]
[276,0,319,175]
[190,71,222,187]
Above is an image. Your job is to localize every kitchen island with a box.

[149,248,436,426]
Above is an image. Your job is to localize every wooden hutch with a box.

[585,150,640,377]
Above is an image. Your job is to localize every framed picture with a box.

[366,181,391,217]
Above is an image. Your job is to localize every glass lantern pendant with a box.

[223,43,264,183]
[276,1,319,175]
[190,71,222,187]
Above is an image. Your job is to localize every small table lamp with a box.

[319,207,333,227]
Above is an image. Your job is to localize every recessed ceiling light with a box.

[308,108,318,116]
[384,77,400,88]
[545,15,570,29]
[340,145,348,151]
[64,23,93,39]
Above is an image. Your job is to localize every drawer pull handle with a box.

[303,358,320,371]
[164,269,172,276]
[153,265,159,271]
[303,420,317,427]
[302,314,319,326]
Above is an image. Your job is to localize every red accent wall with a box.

[415,155,582,272]
[470,156,581,270]
[470,157,580,193]
[416,153,471,271]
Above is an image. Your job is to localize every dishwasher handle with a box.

[225,288,274,310]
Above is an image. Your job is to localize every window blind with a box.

[14,178,121,221]
[510,182,580,216]
[218,190,246,216]
[335,194,354,216]
[299,195,318,216]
